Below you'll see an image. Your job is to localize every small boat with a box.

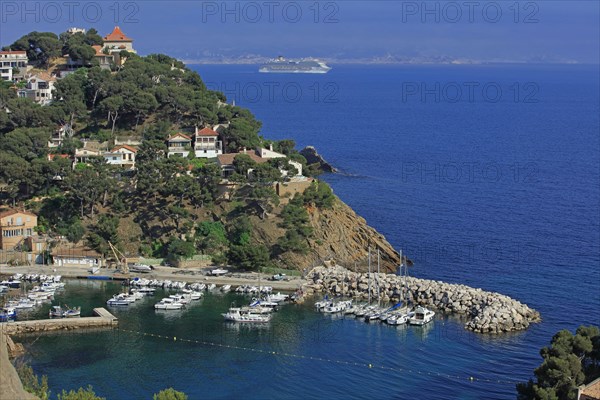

[220,285,231,293]
[210,268,228,276]
[63,306,81,318]
[386,313,409,326]
[106,293,136,306]
[266,292,289,303]
[0,306,16,321]
[89,266,100,275]
[154,298,184,310]
[409,306,435,325]
[207,283,217,291]
[222,307,271,323]
[131,264,152,273]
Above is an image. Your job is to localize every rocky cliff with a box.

[254,197,402,273]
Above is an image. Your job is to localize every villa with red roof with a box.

[167,133,193,158]
[104,145,137,170]
[194,127,223,158]
[103,26,136,66]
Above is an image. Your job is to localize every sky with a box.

[0,1,599,63]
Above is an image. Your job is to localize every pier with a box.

[0,308,118,336]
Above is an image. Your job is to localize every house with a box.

[18,72,56,105]
[217,146,303,178]
[257,145,303,176]
[167,133,193,158]
[0,209,37,250]
[52,245,103,268]
[74,140,108,164]
[67,45,113,70]
[104,145,137,169]
[48,124,74,148]
[75,148,102,164]
[103,26,136,66]
[194,127,223,158]
[216,149,270,177]
[578,377,600,400]
[0,51,28,82]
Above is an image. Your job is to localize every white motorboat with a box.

[386,313,409,325]
[266,292,288,303]
[131,264,152,273]
[222,308,271,323]
[220,285,231,293]
[132,287,156,296]
[409,306,435,325]
[207,283,217,291]
[106,293,135,306]
[210,268,228,276]
[154,298,184,310]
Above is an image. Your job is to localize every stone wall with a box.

[305,265,541,334]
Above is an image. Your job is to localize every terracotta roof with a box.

[104,26,133,42]
[217,151,269,166]
[48,154,71,161]
[52,246,102,258]
[92,45,107,56]
[196,127,219,137]
[167,133,192,141]
[580,377,600,399]
[0,51,27,55]
[111,144,137,153]
[0,209,37,219]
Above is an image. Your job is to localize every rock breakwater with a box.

[305,265,541,334]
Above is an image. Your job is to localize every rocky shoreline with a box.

[304,265,541,334]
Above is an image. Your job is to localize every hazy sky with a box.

[1,1,598,63]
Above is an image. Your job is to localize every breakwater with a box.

[304,265,541,334]
[0,308,118,336]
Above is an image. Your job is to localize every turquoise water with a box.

[15,64,600,399]
[17,280,528,399]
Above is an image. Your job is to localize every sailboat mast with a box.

[377,249,380,305]
[368,247,371,304]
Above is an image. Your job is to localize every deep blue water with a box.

[19,64,600,399]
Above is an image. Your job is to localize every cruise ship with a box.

[259,56,331,74]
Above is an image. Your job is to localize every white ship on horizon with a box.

[259,56,331,74]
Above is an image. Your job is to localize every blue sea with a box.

[17,64,600,399]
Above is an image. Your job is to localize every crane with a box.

[108,241,128,274]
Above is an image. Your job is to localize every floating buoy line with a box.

[114,328,520,385]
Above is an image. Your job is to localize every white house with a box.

[104,145,137,169]
[257,145,303,176]
[18,72,56,105]
[167,133,193,158]
[194,127,223,158]
[0,50,28,82]
[216,146,303,178]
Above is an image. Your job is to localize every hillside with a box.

[0,28,402,273]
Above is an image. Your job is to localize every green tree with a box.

[196,221,229,254]
[303,180,335,209]
[87,214,120,256]
[153,388,188,400]
[9,31,61,67]
[16,363,50,400]
[57,386,105,400]
[517,325,600,400]
[97,95,124,136]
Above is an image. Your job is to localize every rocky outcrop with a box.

[300,146,337,173]
[305,265,541,334]
[259,198,401,273]
[0,332,38,400]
